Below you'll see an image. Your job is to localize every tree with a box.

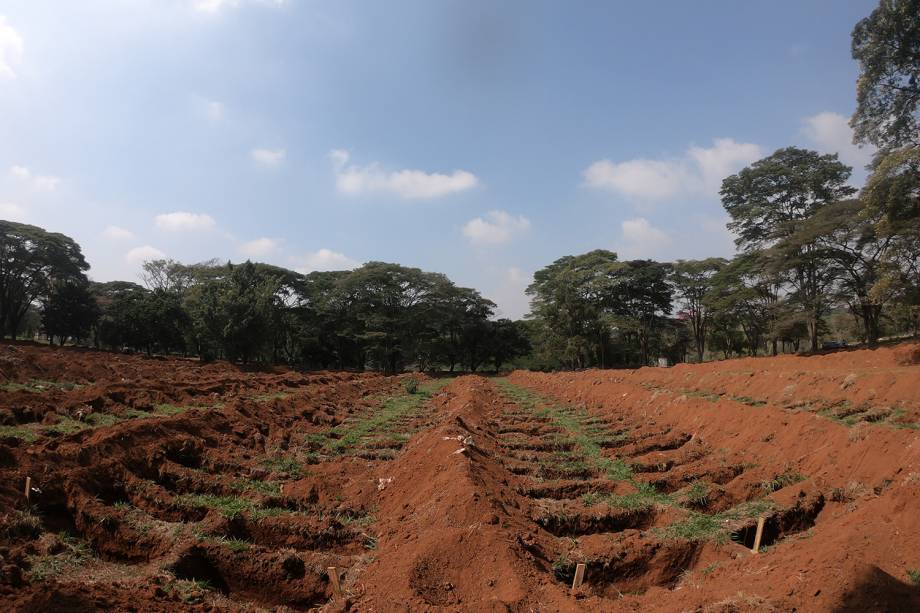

[0,221,90,338]
[789,199,896,345]
[704,255,779,356]
[527,250,621,369]
[851,0,920,151]
[484,319,531,371]
[721,147,857,351]
[605,260,673,366]
[671,258,727,361]
[41,281,99,345]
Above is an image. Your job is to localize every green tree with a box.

[671,258,727,361]
[484,319,531,371]
[851,0,920,151]
[721,147,857,351]
[0,221,90,338]
[527,250,621,369]
[41,281,99,345]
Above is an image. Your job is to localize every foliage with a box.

[0,221,90,339]
[526,250,673,368]
[850,0,920,151]
[41,281,99,345]
[721,147,857,351]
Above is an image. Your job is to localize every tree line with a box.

[0,0,916,372]
[0,238,532,373]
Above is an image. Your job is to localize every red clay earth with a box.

[1,340,919,611]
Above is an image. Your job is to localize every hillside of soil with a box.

[1,341,919,611]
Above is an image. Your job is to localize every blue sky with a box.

[0,1,878,318]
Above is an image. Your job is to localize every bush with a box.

[403,377,419,394]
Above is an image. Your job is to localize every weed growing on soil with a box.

[551,553,573,581]
[27,533,91,581]
[0,424,39,442]
[199,534,250,552]
[656,500,773,544]
[166,577,214,604]
[177,494,288,520]
[251,392,290,403]
[908,569,920,587]
[403,377,419,394]
[683,481,711,507]
[260,456,303,476]
[3,509,43,539]
[316,379,447,455]
[155,404,187,416]
[0,380,82,393]
[231,478,281,496]
[760,471,806,493]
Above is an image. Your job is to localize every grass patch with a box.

[154,404,187,416]
[27,533,91,581]
[323,379,447,454]
[495,379,635,483]
[0,424,39,442]
[260,456,303,476]
[908,569,920,587]
[251,392,290,403]
[166,577,214,604]
[231,478,281,496]
[0,380,82,393]
[177,494,289,520]
[656,500,774,544]
[682,481,713,507]
[760,470,806,493]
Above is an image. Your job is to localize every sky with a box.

[0,0,879,318]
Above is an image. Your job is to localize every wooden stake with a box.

[571,563,586,592]
[327,566,342,599]
[24,476,31,503]
[751,516,766,553]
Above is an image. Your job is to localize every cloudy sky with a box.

[0,1,877,318]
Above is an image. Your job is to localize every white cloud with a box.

[802,111,875,169]
[462,210,530,245]
[10,165,60,191]
[102,225,135,240]
[0,202,26,221]
[205,100,224,121]
[192,0,286,14]
[240,237,280,257]
[296,248,359,273]
[0,16,23,80]
[251,147,286,167]
[331,149,479,200]
[155,211,216,231]
[485,266,532,319]
[617,217,671,259]
[688,139,764,192]
[125,245,166,264]
[583,139,763,202]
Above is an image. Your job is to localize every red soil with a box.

[1,341,919,611]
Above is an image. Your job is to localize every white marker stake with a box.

[571,563,586,592]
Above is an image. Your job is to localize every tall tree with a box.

[671,258,727,361]
[851,0,920,151]
[0,221,90,338]
[41,281,99,345]
[527,250,621,369]
[721,147,857,351]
